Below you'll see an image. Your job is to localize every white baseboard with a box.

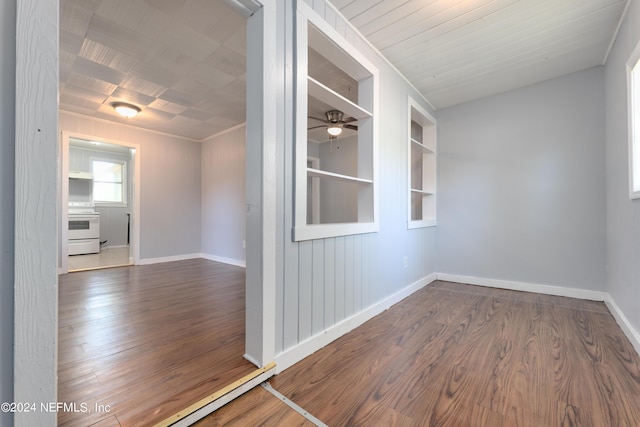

[604,294,640,357]
[436,273,606,301]
[201,253,246,268]
[138,253,201,265]
[275,273,437,374]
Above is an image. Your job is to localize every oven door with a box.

[68,215,100,240]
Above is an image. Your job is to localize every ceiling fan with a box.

[308,110,357,137]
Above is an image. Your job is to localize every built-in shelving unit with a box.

[294,2,379,241]
[408,97,437,228]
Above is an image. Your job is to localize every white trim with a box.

[200,253,246,268]
[603,0,632,65]
[436,273,606,301]
[627,39,640,199]
[293,2,379,242]
[604,293,640,357]
[61,131,141,274]
[138,253,201,265]
[275,273,437,373]
[242,352,262,367]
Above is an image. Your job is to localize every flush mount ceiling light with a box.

[111,102,141,118]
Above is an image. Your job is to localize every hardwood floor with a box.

[191,386,315,427]
[258,281,640,427]
[58,258,253,427]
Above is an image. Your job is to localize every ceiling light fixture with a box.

[327,124,343,136]
[111,102,141,118]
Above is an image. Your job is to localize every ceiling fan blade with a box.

[342,117,358,123]
[307,125,327,130]
[307,116,328,123]
[344,124,358,131]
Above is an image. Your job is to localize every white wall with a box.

[0,1,15,425]
[201,125,246,265]
[605,0,640,334]
[277,0,437,358]
[60,112,202,260]
[437,67,606,292]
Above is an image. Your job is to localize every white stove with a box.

[68,202,100,255]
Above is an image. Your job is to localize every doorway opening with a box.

[60,133,140,273]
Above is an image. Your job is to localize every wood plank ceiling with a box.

[59,0,628,140]
[330,0,628,109]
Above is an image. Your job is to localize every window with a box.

[92,159,126,205]
[408,97,437,228]
[629,42,640,200]
[293,2,378,241]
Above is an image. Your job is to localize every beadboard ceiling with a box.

[60,0,628,140]
[59,0,247,141]
[330,0,628,109]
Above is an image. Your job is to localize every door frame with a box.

[60,132,141,274]
[14,0,279,424]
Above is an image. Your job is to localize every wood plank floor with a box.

[260,281,640,427]
[192,386,315,427]
[58,258,254,427]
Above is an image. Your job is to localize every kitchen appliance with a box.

[68,202,100,255]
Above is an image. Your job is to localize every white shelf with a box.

[308,77,372,121]
[308,167,372,185]
[411,138,434,153]
[410,188,433,195]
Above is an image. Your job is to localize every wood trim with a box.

[275,273,437,373]
[436,273,606,301]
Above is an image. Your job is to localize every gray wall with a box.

[605,0,640,333]
[0,1,15,425]
[277,0,437,354]
[201,125,246,263]
[318,135,358,223]
[60,112,202,260]
[436,67,606,291]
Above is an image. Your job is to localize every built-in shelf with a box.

[294,3,378,241]
[307,167,372,184]
[308,77,372,121]
[408,97,436,228]
[410,138,434,153]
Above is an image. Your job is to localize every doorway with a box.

[60,133,140,273]
[14,1,279,424]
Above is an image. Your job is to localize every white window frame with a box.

[91,157,128,207]
[628,40,640,200]
[293,2,379,241]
